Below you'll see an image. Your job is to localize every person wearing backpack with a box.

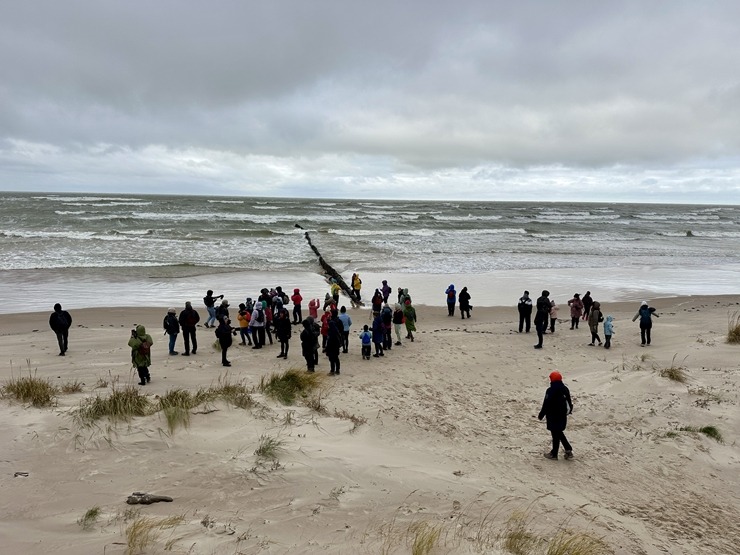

[359,324,372,359]
[538,370,574,460]
[178,301,200,355]
[49,303,72,356]
[128,325,153,385]
[587,301,603,346]
[445,284,456,317]
[163,308,180,355]
[632,301,659,346]
[203,290,224,328]
[250,302,266,349]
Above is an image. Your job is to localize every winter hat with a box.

[221,299,229,307]
[549,371,562,382]
[641,300,648,306]
[185,301,192,308]
[168,307,176,314]
[405,300,411,305]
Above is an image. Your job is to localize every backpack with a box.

[256,310,264,324]
[138,340,151,357]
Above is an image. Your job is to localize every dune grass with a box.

[258,368,323,405]
[77,505,101,530]
[208,375,254,409]
[657,355,687,383]
[125,515,184,555]
[408,521,441,555]
[2,371,59,407]
[60,380,84,394]
[254,434,284,461]
[727,312,740,344]
[76,385,155,423]
[680,425,724,443]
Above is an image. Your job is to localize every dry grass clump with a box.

[258,368,323,405]
[502,510,541,554]
[254,434,284,461]
[2,371,59,407]
[545,530,611,555]
[727,312,740,344]
[60,380,84,394]
[208,375,254,409]
[408,521,442,555]
[657,355,687,383]
[334,408,368,433]
[680,425,724,443]
[76,385,154,423]
[77,505,101,530]
[125,515,184,555]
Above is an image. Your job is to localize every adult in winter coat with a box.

[215,299,230,324]
[203,290,223,328]
[403,300,417,342]
[381,280,392,304]
[49,303,72,356]
[291,288,303,324]
[300,317,319,372]
[274,308,292,358]
[517,291,533,333]
[320,308,332,351]
[371,313,385,357]
[351,273,362,301]
[215,318,234,366]
[632,301,659,346]
[163,308,180,355]
[459,287,471,319]
[178,301,200,355]
[549,300,559,333]
[326,311,342,374]
[392,303,405,346]
[337,305,352,353]
[587,301,603,346]
[533,290,550,349]
[567,293,583,330]
[250,303,266,349]
[380,303,393,350]
[538,371,574,460]
[128,325,153,385]
[371,289,384,317]
[581,291,593,321]
[445,284,456,316]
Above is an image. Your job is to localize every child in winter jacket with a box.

[359,325,372,360]
[603,315,614,349]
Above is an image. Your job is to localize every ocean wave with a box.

[54,210,86,215]
[208,200,244,204]
[33,196,141,202]
[327,228,437,237]
[430,214,503,221]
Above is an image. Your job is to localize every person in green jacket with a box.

[403,300,417,342]
[128,325,153,385]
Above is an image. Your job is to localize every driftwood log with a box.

[126,492,174,505]
[295,224,364,306]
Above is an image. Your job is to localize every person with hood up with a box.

[300,317,319,372]
[274,308,292,358]
[549,299,559,333]
[49,303,72,356]
[603,315,614,349]
[533,290,550,349]
[459,287,471,319]
[587,301,603,346]
[403,299,417,342]
[632,301,659,346]
[326,309,342,374]
[330,279,341,306]
[371,289,383,318]
[178,301,200,356]
[351,273,362,301]
[371,312,385,357]
[215,317,234,366]
[216,299,230,324]
[250,302,266,349]
[381,280,392,304]
[323,292,334,312]
[320,307,332,351]
[392,303,405,345]
[308,298,320,319]
[517,291,533,333]
[567,293,583,330]
[291,288,303,324]
[128,325,153,385]
[236,303,252,346]
[163,307,180,355]
[581,291,593,321]
[538,371,574,460]
[445,284,457,316]
[380,303,393,350]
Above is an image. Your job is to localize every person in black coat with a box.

[325,310,342,375]
[178,301,200,356]
[459,287,471,319]
[215,318,234,367]
[49,303,73,356]
[517,291,532,333]
[533,290,550,349]
[163,308,180,355]
[274,308,292,359]
[300,317,318,372]
[538,371,574,460]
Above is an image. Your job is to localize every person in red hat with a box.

[538,370,574,460]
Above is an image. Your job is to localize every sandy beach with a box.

[1,296,739,554]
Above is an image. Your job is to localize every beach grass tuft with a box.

[545,530,612,555]
[409,521,441,555]
[254,434,284,461]
[60,380,84,394]
[208,375,254,409]
[680,425,724,443]
[657,354,687,383]
[77,505,101,530]
[125,515,184,555]
[2,371,58,407]
[76,385,154,423]
[727,312,740,344]
[502,510,541,554]
[258,368,323,405]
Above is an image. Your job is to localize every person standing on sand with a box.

[300,318,317,372]
[308,298,320,320]
[178,301,200,356]
[203,290,223,328]
[163,307,180,355]
[371,289,383,318]
[549,299,559,333]
[538,371,574,460]
[236,303,252,346]
[381,303,393,350]
[359,324,372,359]
[49,303,72,356]
[459,287,471,319]
[518,291,533,333]
[351,273,362,301]
[291,288,303,324]
[403,299,417,342]
[274,308,291,358]
[632,301,659,346]
[337,305,352,353]
[392,303,405,346]
[128,325,153,385]
[603,315,614,349]
[445,284,457,316]
[581,291,593,321]
[567,293,583,330]
[326,310,342,375]
[215,317,234,366]
[587,301,603,346]
[371,312,385,357]
[533,290,550,349]
[250,302,266,349]
[381,280,392,304]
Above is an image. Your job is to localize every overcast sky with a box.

[1,1,739,203]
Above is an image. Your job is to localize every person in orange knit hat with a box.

[538,370,574,460]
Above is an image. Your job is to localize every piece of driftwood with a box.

[295,224,364,306]
[126,492,173,505]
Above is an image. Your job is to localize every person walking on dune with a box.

[49,303,72,356]
[587,301,603,346]
[538,371,574,460]
[632,301,659,346]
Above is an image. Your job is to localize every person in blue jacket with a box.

[445,284,456,316]
[632,301,659,346]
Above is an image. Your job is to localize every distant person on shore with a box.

[338,305,352,353]
[49,303,72,356]
[567,293,583,330]
[178,301,200,355]
[517,291,533,333]
[372,313,385,357]
[398,288,411,306]
[163,307,180,355]
[549,299,558,333]
[263,300,274,345]
[459,287,471,319]
[323,292,334,312]
[359,325,372,359]
[203,290,223,328]
[274,308,291,358]
[216,299,230,323]
[308,298,320,320]
[381,280,392,304]
[330,279,341,306]
[250,302,266,349]
[603,315,614,349]
[392,303,405,345]
[397,287,404,304]
[403,299,417,342]
[371,289,383,318]
[291,288,303,324]
[381,303,393,350]
[632,301,659,346]
[128,325,153,386]
[237,303,252,346]
[215,317,234,366]
[351,273,362,301]
[445,284,457,316]
[538,370,574,460]
[326,310,342,375]
[581,291,593,321]
[320,307,331,351]
[300,317,319,372]
[533,290,550,349]
[587,301,603,346]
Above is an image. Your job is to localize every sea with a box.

[1,192,740,314]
